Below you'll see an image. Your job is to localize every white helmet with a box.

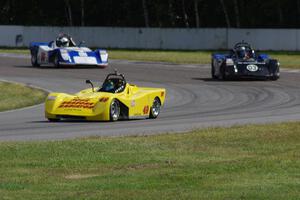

[60,37,69,47]
[56,36,69,47]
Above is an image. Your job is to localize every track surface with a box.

[1,55,300,141]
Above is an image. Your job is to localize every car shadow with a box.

[192,77,268,82]
[14,65,108,69]
[30,118,145,124]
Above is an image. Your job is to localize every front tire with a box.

[53,54,60,67]
[110,99,120,121]
[31,53,40,67]
[218,65,227,81]
[48,118,60,122]
[211,64,217,79]
[149,97,161,119]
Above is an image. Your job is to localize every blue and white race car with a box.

[29,34,108,67]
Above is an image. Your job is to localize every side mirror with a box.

[86,79,94,92]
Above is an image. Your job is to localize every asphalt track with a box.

[1,54,300,141]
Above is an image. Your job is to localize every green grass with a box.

[0,49,300,69]
[1,48,300,69]
[0,81,47,111]
[0,122,299,199]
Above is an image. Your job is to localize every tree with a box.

[194,0,200,28]
[220,0,231,28]
[142,0,149,27]
[64,0,73,26]
[80,0,85,26]
[181,0,189,27]
[168,0,176,26]
[233,0,240,27]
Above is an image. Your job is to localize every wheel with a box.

[211,64,217,79]
[110,99,120,121]
[149,97,161,119]
[270,75,279,81]
[48,118,60,122]
[31,53,40,67]
[53,54,60,67]
[218,65,227,80]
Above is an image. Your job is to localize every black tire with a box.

[110,99,120,121]
[53,54,60,67]
[270,74,279,81]
[48,118,60,122]
[31,53,40,67]
[211,63,217,79]
[149,97,161,119]
[219,65,227,81]
[269,59,280,81]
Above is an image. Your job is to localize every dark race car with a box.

[211,42,280,80]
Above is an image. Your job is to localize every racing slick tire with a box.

[110,99,120,121]
[211,63,218,79]
[53,54,60,67]
[31,53,40,67]
[149,97,161,119]
[218,65,227,81]
[48,118,60,122]
[269,59,280,81]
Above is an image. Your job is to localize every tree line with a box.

[0,0,299,28]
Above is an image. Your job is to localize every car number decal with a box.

[246,64,258,72]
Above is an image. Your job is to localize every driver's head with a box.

[237,46,252,59]
[56,34,70,47]
[60,37,69,47]
[103,79,114,91]
[237,46,246,58]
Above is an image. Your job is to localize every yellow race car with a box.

[45,71,166,121]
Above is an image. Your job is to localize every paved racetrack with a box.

[1,54,300,141]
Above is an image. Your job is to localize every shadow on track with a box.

[14,65,108,69]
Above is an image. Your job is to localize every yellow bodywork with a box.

[45,83,166,121]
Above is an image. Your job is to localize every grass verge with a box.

[0,122,299,199]
[0,81,47,112]
[1,49,300,69]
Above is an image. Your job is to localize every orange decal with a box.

[143,105,149,114]
[59,98,95,109]
[99,97,109,102]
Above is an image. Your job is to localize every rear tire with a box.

[149,97,161,119]
[110,99,120,121]
[269,59,280,81]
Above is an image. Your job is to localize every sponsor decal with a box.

[131,100,135,107]
[41,52,46,62]
[59,98,95,109]
[99,97,109,102]
[143,105,149,114]
[246,64,258,72]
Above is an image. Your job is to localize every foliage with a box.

[0,0,299,28]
